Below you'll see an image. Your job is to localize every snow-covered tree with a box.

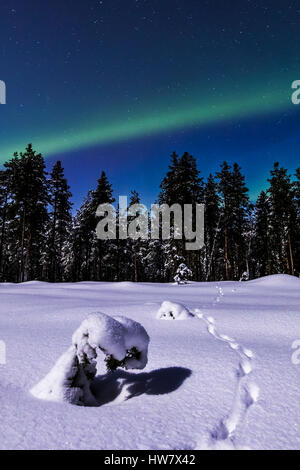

[158,151,204,282]
[239,271,249,281]
[0,169,10,281]
[4,144,50,282]
[267,163,297,276]
[204,174,221,281]
[174,263,192,285]
[216,161,250,281]
[30,313,150,406]
[47,161,73,282]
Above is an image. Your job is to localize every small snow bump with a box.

[156,301,194,320]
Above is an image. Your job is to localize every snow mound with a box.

[156,301,194,320]
[248,274,300,288]
[21,280,48,286]
[31,312,150,405]
[116,282,137,288]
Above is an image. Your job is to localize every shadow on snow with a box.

[90,366,192,407]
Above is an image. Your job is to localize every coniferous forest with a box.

[0,144,299,283]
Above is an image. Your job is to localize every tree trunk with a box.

[19,207,26,283]
[0,192,8,279]
[51,197,58,282]
[224,228,229,280]
[133,247,138,282]
[206,213,222,282]
[288,233,294,275]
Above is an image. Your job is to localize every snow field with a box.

[0,274,299,449]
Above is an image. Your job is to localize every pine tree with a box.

[231,163,250,279]
[267,163,296,275]
[71,190,94,281]
[295,167,300,205]
[0,169,10,280]
[159,152,204,281]
[128,190,143,282]
[216,161,232,280]
[253,191,271,277]
[48,161,72,282]
[293,168,300,276]
[216,162,249,280]
[91,171,115,281]
[67,171,116,282]
[143,237,165,282]
[204,174,221,281]
[174,263,192,284]
[4,144,49,282]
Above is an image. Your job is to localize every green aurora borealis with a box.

[0,84,292,164]
[1,0,300,206]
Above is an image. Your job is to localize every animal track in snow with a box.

[243,348,254,359]
[194,293,259,449]
[220,334,235,342]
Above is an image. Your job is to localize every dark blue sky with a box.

[0,0,300,208]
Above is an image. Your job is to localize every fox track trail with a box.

[194,284,260,449]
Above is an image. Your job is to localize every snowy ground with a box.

[0,274,300,450]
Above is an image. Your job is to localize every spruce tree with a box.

[0,169,10,280]
[4,144,49,282]
[253,191,271,277]
[231,163,250,279]
[216,161,233,280]
[127,190,143,282]
[91,171,115,281]
[204,174,221,281]
[71,190,94,281]
[48,161,72,282]
[159,152,204,281]
[267,163,296,275]
[68,172,116,282]
[216,162,249,280]
[293,168,300,276]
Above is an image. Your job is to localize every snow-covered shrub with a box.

[30,312,150,406]
[174,263,192,285]
[156,301,194,320]
[30,345,98,406]
[239,271,249,281]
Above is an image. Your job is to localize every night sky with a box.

[0,0,300,208]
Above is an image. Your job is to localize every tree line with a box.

[0,144,299,283]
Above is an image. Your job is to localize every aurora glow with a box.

[0,85,291,163]
[0,0,300,206]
